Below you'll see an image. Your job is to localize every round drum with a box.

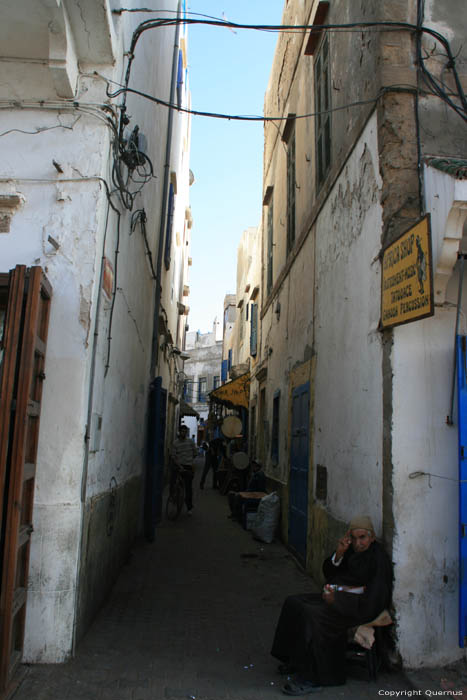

[221,415,242,438]
[232,451,249,470]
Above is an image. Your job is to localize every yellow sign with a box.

[381,216,434,329]
[209,372,250,409]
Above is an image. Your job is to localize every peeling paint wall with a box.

[390,168,467,667]
[254,0,467,671]
[313,115,384,531]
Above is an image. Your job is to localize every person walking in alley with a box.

[200,440,219,489]
[171,424,198,515]
[271,515,393,695]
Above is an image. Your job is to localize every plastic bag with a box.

[251,492,280,543]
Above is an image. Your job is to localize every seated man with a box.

[271,515,393,695]
[228,459,266,521]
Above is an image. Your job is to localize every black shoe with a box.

[282,677,322,695]
[278,664,297,676]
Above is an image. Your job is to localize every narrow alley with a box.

[10,468,416,700]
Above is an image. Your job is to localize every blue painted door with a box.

[289,382,310,563]
[457,336,467,647]
[144,377,167,541]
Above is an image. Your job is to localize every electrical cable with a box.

[131,208,157,280]
[105,77,419,122]
[114,16,466,131]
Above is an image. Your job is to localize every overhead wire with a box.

[5,12,463,373]
[104,77,419,122]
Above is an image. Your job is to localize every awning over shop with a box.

[209,372,250,410]
[180,400,200,418]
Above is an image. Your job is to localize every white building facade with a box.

[253,0,467,670]
[0,0,192,684]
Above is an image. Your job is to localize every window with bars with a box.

[314,33,331,188]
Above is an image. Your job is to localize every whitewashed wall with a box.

[391,167,467,667]
[1,111,111,660]
[0,0,185,662]
[313,113,384,532]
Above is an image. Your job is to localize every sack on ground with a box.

[251,492,280,543]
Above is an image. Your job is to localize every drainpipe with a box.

[150,0,182,377]
[72,196,111,653]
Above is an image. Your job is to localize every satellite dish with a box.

[232,451,249,470]
[221,415,242,438]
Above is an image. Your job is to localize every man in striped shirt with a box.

[171,424,198,514]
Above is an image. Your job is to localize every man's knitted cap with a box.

[348,515,375,534]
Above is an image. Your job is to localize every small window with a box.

[283,120,296,256]
[250,303,258,357]
[198,377,207,402]
[271,391,280,463]
[267,198,274,293]
[213,375,220,390]
[315,33,331,188]
[228,349,232,370]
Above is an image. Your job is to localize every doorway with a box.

[0,266,52,691]
[288,382,310,564]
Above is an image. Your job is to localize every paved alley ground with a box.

[10,470,465,699]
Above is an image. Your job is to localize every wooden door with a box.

[0,266,52,691]
[288,382,310,564]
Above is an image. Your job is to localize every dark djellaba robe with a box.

[270,541,393,686]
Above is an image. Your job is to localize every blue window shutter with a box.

[228,349,232,370]
[177,50,183,108]
[221,359,228,382]
[250,303,257,357]
[164,183,175,270]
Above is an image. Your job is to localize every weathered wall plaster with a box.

[0,0,188,663]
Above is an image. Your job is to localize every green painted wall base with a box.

[75,476,142,644]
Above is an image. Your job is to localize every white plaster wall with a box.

[392,311,461,667]
[313,113,384,531]
[0,109,109,660]
[391,169,467,667]
[0,0,184,662]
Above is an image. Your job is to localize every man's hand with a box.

[322,585,335,605]
[335,530,352,561]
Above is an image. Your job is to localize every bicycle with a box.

[166,467,186,521]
